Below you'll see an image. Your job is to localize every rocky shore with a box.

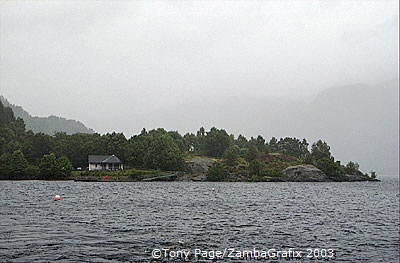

[175,157,379,182]
[72,157,379,183]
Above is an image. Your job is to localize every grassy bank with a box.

[70,168,170,182]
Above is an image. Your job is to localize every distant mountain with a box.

[131,79,399,175]
[2,78,398,174]
[283,79,399,175]
[0,96,95,135]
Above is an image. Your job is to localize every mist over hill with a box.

[277,79,399,175]
[0,96,95,135]
[1,79,397,175]
[132,80,398,175]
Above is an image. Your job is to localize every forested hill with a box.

[0,96,94,135]
[0,99,375,181]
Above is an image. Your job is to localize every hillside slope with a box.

[0,96,95,135]
[134,79,399,174]
[287,79,399,175]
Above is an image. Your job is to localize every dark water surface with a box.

[0,176,399,262]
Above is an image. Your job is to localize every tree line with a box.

[0,100,362,180]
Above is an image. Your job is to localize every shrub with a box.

[248,160,265,176]
[39,153,73,179]
[23,165,40,179]
[315,157,345,180]
[344,161,360,175]
[0,150,29,179]
[223,145,240,166]
[262,169,284,177]
[207,163,227,181]
[245,146,259,162]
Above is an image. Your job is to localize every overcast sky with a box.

[0,0,398,135]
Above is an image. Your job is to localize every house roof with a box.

[88,155,122,164]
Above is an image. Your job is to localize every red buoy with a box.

[54,195,61,201]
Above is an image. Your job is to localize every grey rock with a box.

[343,171,377,182]
[282,165,330,182]
[178,157,216,181]
[185,157,215,174]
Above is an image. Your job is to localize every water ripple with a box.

[0,177,398,262]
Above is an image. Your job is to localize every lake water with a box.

[0,176,399,262]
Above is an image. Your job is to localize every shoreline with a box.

[0,177,380,183]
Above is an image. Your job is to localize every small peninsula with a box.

[0,100,378,182]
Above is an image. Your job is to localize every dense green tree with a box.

[183,133,198,152]
[223,145,240,166]
[315,157,345,180]
[235,134,248,148]
[147,128,168,137]
[196,127,205,137]
[0,150,29,179]
[311,140,331,160]
[167,131,186,152]
[23,165,40,179]
[39,153,72,179]
[0,100,370,182]
[0,153,12,179]
[102,132,129,162]
[245,145,259,162]
[24,132,54,164]
[39,153,59,179]
[201,127,231,157]
[3,140,22,154]
[9,150,29,178]
[248,159,265,176]
[0,101,15,126]
[275,137,309,157]
[56,156,73,178]
[0,125,18,155]
[54,132,81,168]
[269,137,278,152]
[14,118,26,137]
[143,135,184,171]
[344,161,360,175]
[249,135,266,152]
[53,132,126,168]
[127,134,150,167]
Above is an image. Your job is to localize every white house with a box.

[88,155,123,171]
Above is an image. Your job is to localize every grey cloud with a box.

[0,0,398,173]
